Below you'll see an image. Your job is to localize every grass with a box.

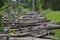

[51,29,60,38]
[44,11,60,22]
[43,9,60,38]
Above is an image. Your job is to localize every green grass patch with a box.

[43,10,60,38]
[44,11,60,22]
[50,29,60,38]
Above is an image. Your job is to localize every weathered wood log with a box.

[0,30,54,37]
[44,24,60,30]
[0,33,30,37]
[2,18,50,21]
[1,22,41,27]
[0,34,46,37]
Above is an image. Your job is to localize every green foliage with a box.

[0,0,41,11]
[0,0,9,11]
[0,27,4,31]
[41,0,60,10]
[51,0,60,10]
[41,0,49,9]
[0,15,4,31]
[0,0,9,8]
[35,0,40,11]
[0,0,5,8]
[8,29,16,34]
[21,0,40,11]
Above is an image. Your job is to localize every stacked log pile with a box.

[1,12,60,40]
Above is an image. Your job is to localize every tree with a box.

[41,0,60,10]
[35,0,40,11]
[21,0,40,11]
[51,0,60,10]
[0,0,5,8]
[0,0,9,8]
[41,0,50,10]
